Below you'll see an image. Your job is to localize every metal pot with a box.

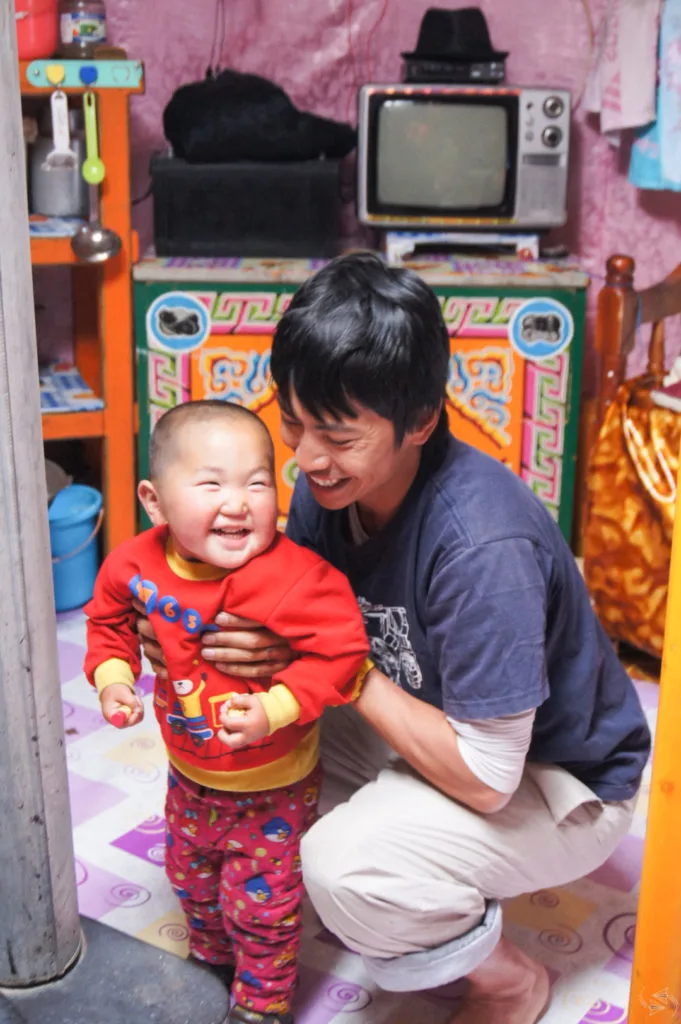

[29,106,88,217]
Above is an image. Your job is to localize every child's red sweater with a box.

[84,526,370,791]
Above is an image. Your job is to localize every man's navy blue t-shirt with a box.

[285,435,651,802]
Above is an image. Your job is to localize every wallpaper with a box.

[39,0,681,380]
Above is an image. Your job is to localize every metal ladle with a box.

[71,184,122,263]
[70,91,122,264]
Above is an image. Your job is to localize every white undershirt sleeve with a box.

[448,708,536,795]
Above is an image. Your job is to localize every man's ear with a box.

[138,480,167,526]
[408,405,443,448]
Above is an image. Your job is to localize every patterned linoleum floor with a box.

[58,607,656,1024]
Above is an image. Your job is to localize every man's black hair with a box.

[270,251,450,448]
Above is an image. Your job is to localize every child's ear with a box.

[138,480,167,526]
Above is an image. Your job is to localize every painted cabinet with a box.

[134,257,587,541]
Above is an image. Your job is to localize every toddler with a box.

[84,400,370,1024]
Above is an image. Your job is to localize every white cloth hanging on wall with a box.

[584,0,662,143]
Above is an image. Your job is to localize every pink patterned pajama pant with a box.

[165,763,321,1015]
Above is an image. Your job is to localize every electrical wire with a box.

[207,0,226,78]
[132,151,165,206]
[132,182,154,206]
[573,0,595,112]
[345,0,362,123]
[364,0,390,85]
[345,0,391,123]
[215,0,226,75]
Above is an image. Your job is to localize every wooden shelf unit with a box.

[20,59,144,551]
[30,235,81,265]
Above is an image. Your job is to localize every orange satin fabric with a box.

[584,376,680,657]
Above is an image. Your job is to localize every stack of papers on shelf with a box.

[40,362,103,413]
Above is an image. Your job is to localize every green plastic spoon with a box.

[82,91,105,186]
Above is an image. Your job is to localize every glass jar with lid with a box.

[57,0,107,59]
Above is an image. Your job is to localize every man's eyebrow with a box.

[314,421,356,433]
[277,401,357,432]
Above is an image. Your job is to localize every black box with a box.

[151,155,343,258]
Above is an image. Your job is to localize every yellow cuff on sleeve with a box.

[350,658,374,701]
[93,658,136,696]
[258,684,301,735]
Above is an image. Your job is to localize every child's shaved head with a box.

[149,401,274,482]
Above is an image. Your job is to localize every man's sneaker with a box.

[188,955,236,989]
[228,1006,294,1024]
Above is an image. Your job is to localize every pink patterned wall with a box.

[105,0,681,380]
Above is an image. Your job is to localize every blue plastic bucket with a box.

[48,484,103,612]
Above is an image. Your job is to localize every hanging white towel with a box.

[584,0,662,143]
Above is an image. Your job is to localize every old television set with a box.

[357,84,571,231]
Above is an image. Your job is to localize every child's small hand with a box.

[218,692,269,750]
[99,683,144,729]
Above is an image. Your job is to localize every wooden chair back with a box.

[594,253,681,429]
[573,254,681,553]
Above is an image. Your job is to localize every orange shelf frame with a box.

[21,60,145,551]
[42,410,105,441]
[31,236,80,265]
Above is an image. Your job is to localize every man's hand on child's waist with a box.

[202,612,295,679]
[133,600,295,681]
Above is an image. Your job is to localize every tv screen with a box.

[376,101,509,210]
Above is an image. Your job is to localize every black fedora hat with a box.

[402,7,508,62]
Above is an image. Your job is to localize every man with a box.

[140,252,650,1024]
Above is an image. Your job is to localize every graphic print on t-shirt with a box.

[357,597,423,690]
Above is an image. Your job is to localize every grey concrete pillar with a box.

[0,0,82,986]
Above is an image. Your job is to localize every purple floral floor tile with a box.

[75,856,152,920]
[62,699,107,744]
[293,964,373,1024]
[68,772,127,828]
[58,638,87,684]
[633,679,660,711]
[136,673,156,697]
[111,814,167,866]
[56,608,88,627]
[588,834,644,892]
[602,913,636,979]
[578,1000,627,1023]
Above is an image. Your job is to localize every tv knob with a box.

[542,125,563,148]
[543,95,564,119]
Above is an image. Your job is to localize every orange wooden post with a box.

[594,254,635,426]
[97,87,137,550]
[628,445,681,1023]
[577,255,635,550]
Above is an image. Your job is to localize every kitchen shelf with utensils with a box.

[20,58,144,551]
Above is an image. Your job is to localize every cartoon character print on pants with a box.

[164,765,321,1015]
